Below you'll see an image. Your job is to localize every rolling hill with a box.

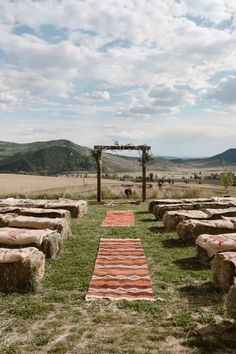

[203,148,236,165]
[0,140,94,175]
[170,149,236,167]
[0,140,174,175]
[2,139,234,175]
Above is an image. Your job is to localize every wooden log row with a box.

[0,198,88,218]
[163,207,236,231]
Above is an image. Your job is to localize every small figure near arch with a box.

[124,187,132,199]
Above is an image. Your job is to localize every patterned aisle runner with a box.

[101,210,134,227]
[86,238,154,301]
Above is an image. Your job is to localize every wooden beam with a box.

[94,145,151,151]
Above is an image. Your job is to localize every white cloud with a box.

[149,85,195,107]
[100,112,236,156]
[116,85,196,118]
[205,76,236,105]
[182,0,236,24]
[0,92,18,105]
[79,90,110,103]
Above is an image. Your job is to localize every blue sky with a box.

[0,0,236,157]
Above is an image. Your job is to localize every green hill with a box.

[205,148,236,165]
[171,148,236,167]
[0,140,94,175]
[0,140,174,175]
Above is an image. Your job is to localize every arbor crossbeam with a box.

[94,145,151,151]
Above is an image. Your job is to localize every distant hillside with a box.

[205,149,236,165]
[0,140,174,175]
[0,140,94,175]
[170,148,236,167]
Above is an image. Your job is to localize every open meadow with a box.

[0,203,235,354]
[0,174,121,199]
[1,172,236,201]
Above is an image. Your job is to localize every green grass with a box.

[0,203,235,354]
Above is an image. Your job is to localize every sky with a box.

[0,0,236,157]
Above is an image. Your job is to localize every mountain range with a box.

[0,140,235,175]
[169,148,236,167]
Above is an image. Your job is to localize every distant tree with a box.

[149,173,154,181]
[220,169,235,193]
[211,173,219,180]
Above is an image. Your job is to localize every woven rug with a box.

[101,210,134,227]
[86,238,154,301]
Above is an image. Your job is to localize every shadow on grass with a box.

[149,225,168,234]
[161,238,192,248]
[174,257,209,271]
[188,321,236,353]
[135,211,150,215]
[179,282,223,307]
[141,217,157,222]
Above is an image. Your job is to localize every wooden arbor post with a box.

[92,147,103,203]
[93,144,151,203]
[97,149,102,203]
[140,147,152,202]
[141,149,147,203]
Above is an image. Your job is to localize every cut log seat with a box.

[222,216,236,224]
[163,210,208,231]
[148,198,213,213]
[154,202,236,220]
[163,207,236,231]
[0,206,71,221]
[225,278,236,320]
[211,252,236,290]
[196,233,236,266]
[148,199,186,213]
[153,203,193,220]
[0,198,46,208]
[44,199,88,218]
[0,214,71,240]
[205,207,236,219]
[0,198,88,218]
[177,219,236,242]
[0,227,62,259]
[0,247,45,292]
[211,197,236,203]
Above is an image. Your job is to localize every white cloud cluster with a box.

[205,76,236,105]
[0,1,235,109]
[149,85,195,108]
[117,85,196,118]
[182,0,236,24]
[0,0,236,154]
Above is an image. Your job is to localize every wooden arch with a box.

[93,144,151,202]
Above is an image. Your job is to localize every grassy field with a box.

[0,203,235,354]
[1,173,236,201]
[118,166,236,179]
[0,174,122,198]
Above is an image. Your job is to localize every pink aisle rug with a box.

[101,210,134,227]
[86,238,154,301]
